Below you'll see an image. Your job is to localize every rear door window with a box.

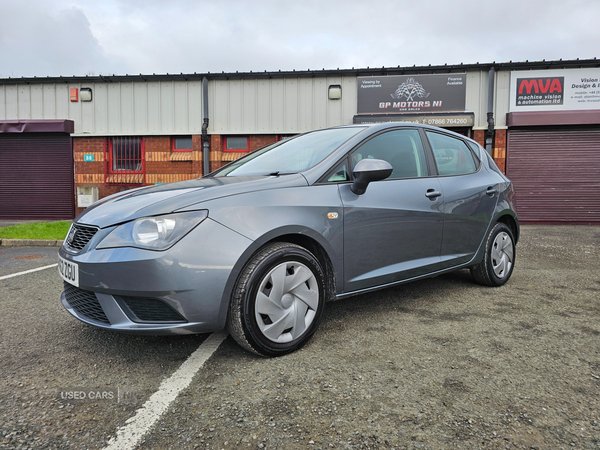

[426,132,478,176]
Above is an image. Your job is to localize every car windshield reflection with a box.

[212,127,364,177]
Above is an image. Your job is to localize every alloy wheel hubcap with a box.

[491,231,514,279]
[255,261,319,343]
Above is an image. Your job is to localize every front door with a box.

[340,128,445,293]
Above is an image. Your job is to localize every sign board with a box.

[84,154,94,162]
[357,74,467,114]
[510,68,600,112]
[353,113,474,128]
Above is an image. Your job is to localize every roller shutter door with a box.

[0,133,74,220]
[507,126,600,224]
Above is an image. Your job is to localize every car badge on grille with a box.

[67,225,77,245]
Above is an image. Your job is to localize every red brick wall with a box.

[472,130,485,147]
[74,135,206,216]
[209,135,280,172]
[248,135,278,151]
[493,129,507,173]
[471,129,506,174]
[75,133,282,216]
[210,135,223,172]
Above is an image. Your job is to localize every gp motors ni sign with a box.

[357,74,467,114]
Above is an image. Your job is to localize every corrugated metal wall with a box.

[0,81,205,136]
[210,76,357,134]
[0,71,488,136]
[465,71,489,130]
[494,71,511,129]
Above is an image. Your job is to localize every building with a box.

[1,58,599,223]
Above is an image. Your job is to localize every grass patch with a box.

[0,221,72,240]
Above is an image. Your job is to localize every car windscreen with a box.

[212,127,364,177]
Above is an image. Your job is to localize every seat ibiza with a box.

[59,123,518,356]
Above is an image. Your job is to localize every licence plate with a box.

[58,255,79,287]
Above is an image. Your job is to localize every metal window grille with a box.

[109,137,144,173]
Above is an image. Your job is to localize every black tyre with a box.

[227,242,326,357]
[471,222,516,287]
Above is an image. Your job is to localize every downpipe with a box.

[486,67,495,155]
[202,77,210,176]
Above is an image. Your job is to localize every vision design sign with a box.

[357,74,467,114]
[510,68,600,111]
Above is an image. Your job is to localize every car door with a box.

[424,131,499,268]
[339,128,445,293]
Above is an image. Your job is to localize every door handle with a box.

[425,189,442,199]
[486,187,498,196]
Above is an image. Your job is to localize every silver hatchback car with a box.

[59,123,518,356]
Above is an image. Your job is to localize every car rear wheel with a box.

[471,222,516,287]
[227,242,326,357]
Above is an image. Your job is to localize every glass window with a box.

[350,129,428,179]
[426,132,477,176]
[326,161,350,182]
[225,137,248,151]
[467,142,482,169]
[213,127,363,177]
[109,137,143,173]
[173,136,193,151]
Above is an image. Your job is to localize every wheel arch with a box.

[496,212,520,244]
[469,210,519,269]
[217,226,340,329]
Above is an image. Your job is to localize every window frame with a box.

[172,136,193,152]
[223,136,249,152]
[317,127,436,184]
[106,137,145,175]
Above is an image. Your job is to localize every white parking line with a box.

[103,330,229,450]
[0,263,58,281]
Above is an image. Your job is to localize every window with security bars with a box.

[108,137,144,173]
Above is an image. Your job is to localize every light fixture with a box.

[80,88,93,102]
[328,84,342,100]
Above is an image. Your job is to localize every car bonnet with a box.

[75,174,309,228]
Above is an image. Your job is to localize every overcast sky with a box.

[1,0,598,78]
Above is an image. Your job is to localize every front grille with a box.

[63,282,110,325]
[66,223,99,252]
[120,297,187,323]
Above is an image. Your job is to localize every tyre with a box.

[471,222,516,287]
[227,242,326,357]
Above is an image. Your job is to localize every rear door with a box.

[340,128,445,292]
[424,131,499,268]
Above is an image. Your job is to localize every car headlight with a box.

[97,210,208,251]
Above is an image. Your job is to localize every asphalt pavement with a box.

[1,226,599,450]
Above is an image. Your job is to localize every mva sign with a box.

[510,69,600,111]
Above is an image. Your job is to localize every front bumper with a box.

[58,217,252,334]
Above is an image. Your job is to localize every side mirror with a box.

[351,158,393,195]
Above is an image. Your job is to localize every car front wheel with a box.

[471,222,516,287]
[227,242,326,357]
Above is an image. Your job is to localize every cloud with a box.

[1,0,598,78]
[0,1,128,77]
